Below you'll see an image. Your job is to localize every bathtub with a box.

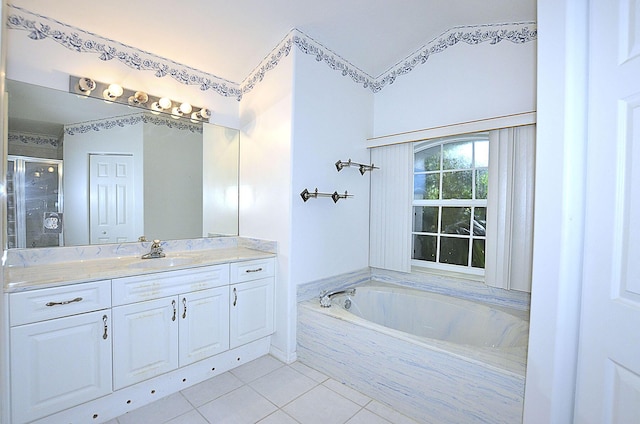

[297,281,529,424]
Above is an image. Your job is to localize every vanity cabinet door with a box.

[229,277,274,349]
[112,297,179,390]
[179,287,229,367]
[10,310,112,424]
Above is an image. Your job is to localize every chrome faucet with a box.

[141,239,165,259]
[319,288,356,308]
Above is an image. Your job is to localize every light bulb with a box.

[158,97,172,109]
[128,91,149,106]
[108,84,123,97]
[150,102,162,114]
[77,77,96,94]
[179,103,192,114]
[199,108,211,119]
[103,83,124,101]
[171,106,182,119]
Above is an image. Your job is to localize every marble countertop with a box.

[4,247,275,293]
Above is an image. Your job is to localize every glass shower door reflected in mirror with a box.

[7,156,63,248]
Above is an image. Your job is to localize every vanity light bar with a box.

[68,76,211,123]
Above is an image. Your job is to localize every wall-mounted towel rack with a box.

[300,188,353,203]
[335,159,379,175]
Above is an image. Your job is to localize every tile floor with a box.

[106,355,420,424]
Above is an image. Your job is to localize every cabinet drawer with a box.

[10,280,111,326]
[230,258,275,283]
[112,264,229,306]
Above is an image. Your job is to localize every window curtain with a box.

[369,142,413,272]
[485,125,536,292]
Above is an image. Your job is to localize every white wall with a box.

[523,0,587,421]
[202,124,239,236]
[290,49,373,284]
[143,122,203,240]
[373,40,537,138]
[239,50,295,361]
[238,45,373,362]
[63,124,144,246]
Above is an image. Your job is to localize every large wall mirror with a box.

[5,79,239,249]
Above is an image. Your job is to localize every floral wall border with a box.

[7,4,536,101]
[8,131,60,147]
[64,112,203,136]
[6,4,242,100]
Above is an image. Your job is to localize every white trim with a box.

[411,259,485,277]
[484,126,535,293]
[369,143,413,272]
[366,112,537,148]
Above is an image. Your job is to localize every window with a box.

[412,134,489,274]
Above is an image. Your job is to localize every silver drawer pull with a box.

[102,315,108,340]
[46,297,83,307]
[245,268,263,273]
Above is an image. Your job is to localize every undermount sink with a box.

[128,256,196,269]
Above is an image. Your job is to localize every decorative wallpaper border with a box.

[7,4,536,100]
[7,4,243,100]
[64,112,203,136]
[8,131,60,147]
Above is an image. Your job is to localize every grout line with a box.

[114,360,416,424]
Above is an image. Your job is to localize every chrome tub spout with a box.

[319,288,356,308]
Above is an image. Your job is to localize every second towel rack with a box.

[300,188,353,203]
[335,159,379,175]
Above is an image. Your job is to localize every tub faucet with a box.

[319,288,356,308]
[141,239,165,259]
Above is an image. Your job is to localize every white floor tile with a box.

[163,409,208,424]
[365,400,420,424]
[111,357,416,424]
[197,385,277,424]
[257,409,301,424]
[289,361,329,383]
[117,392,193,424]
[323,379,371,407]
[231,355,285,383]
[181,371,244,407]
[283,384,361,424]
[346,408,392,424]
[250,365,318,407]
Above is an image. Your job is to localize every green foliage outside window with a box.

[412,136,488,272]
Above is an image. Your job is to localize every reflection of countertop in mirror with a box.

[4,247,275,292]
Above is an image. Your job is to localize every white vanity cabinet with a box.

[179,286,229,366]
[112,264,230,389]
[230,258,275,349]
[4,254,276,423]
[112,296,179,389]
[8,280,112,424]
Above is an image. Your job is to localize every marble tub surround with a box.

[296,267,370,302]
[297,266,530,313]
[3,236,276,292]
[371,267,531,312]
[296,269,530,423]
[298,302,526,424]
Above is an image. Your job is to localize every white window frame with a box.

[411,133,489,276]
[368,120,535,292]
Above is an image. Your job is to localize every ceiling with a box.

[10,0,536,84]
